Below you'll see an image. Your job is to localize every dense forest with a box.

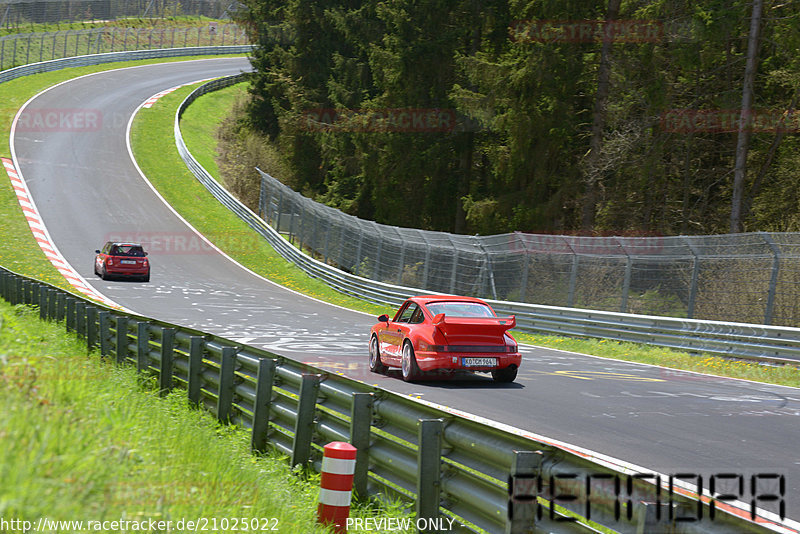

[227,0,800,237]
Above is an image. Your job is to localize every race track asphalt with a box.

[11,57,800,527]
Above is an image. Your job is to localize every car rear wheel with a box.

[142,273,150,283]
[401,342,420,382]
[491,366,517,383]
[100,265,108,280]
[369,336,387,374]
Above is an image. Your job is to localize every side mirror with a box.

[144,252,148,256]
[378,314,390,323]
[95,250,101,254]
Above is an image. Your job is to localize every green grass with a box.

[0,299,392,532]
[134,83,386,316]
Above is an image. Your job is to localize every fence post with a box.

[47,288,57,320]
[217,346,238,423]
[75,300,86,339]
[251,357,276,453]
[617,237,632,313]
[159,327,176,395]
[291,373,321,467]
[417,419,443,531]
[564,238,579,307]
[350,392,374,499]
[86,306,98,350]
[685,237,701,319]
[115,316,129,363]
[99,311,111,357]
[506,450,542,534]
[761,232,781,325]
[37,284,46,320]
[56,292,66,322]
[187,336,204,405]
[66,297,76,332]
[137,321,150,372]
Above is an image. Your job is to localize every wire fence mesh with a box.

[257,169,800,327]
[1,0,234,28]
[0,23,246,69]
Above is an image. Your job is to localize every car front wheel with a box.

[401,342,420,382]
[369,336,387,374]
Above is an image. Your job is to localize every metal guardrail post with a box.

[251,357,276,453]
[65,297,76,332]
[217,346,238,423]
[116,316,129,363]
[159,327,176,395]
[75,300,86,339]
[37,284,46,319]
[417,418,443,531]
[21,279,31,304]
[506,450,542,534]
[291,373,321,467]
[86,306,98,350]
[47,288,57,320]
[99,311,111,357]
[137,321,150,372]
[56,292,66,322]
[635,502,674,534]
[187,336,204,405]
[350,392,374,499]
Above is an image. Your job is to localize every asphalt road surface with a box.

[11,58,800,528]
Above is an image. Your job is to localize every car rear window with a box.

[426,302,495,317]
[112,245,145,257]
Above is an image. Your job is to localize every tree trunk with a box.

[581,0,621,231]
[730,0,763,233]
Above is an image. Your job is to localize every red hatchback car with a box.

[94,241,150,282]
[369,295,521,382]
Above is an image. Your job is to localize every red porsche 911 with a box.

[369,295,521,382]
[94,241,150,282]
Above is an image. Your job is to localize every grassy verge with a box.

[0,298,411,532]
[0,54,247,295]
[133,83,386,316]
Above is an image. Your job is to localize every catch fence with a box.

[0,23,246,70]
[257,170,800,327]
[1,0,234,28]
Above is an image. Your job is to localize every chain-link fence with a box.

[1,0,235,28]
[257,169,800,327]
[0,23,245,69]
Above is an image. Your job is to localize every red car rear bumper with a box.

[414,351,521,372]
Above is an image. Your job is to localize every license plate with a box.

[121,260,137,264]
[462,357,496,367]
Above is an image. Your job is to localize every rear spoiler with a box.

[432,313,516,330]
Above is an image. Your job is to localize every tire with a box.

[369,335,387,374]
[142,273,150,283]
[100,265,107,280]
[492,366,518,383]
[401,342,421,382]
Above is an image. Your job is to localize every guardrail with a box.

[0,45,252,84]
[175,76,800,368]
[1,265,790,534]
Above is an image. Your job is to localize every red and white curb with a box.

[2,157,118,308]
[143,77,216,108]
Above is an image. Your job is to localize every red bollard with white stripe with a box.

[317,441,357,533]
